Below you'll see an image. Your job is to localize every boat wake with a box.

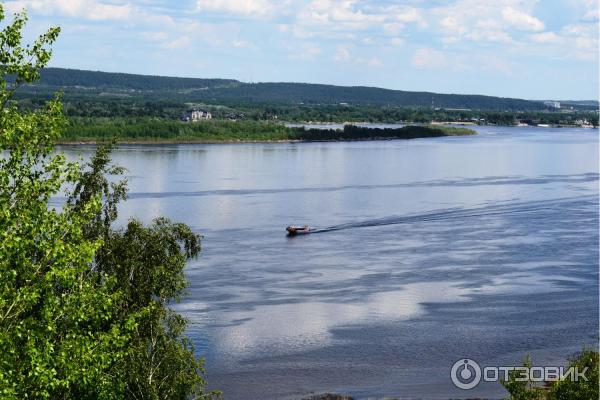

[303,195,598,235]
[128,173,598,200]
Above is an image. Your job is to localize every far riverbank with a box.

[60,121,475,144]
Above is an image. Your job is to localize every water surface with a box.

[62,126,599,399]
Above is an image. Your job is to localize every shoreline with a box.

[288,120,597,127]
[57,139,303,145]
[56,136,461,145]
[59,124,475,145]
[56,123,596,145]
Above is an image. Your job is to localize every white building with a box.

[181,109,212,122]
[544,101,561,109]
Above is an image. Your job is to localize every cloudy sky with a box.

[2,0,599,99]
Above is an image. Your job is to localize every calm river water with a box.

[62,126,599,399]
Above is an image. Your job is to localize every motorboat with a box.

[286,225,311,236]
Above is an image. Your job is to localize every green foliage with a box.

[97,218,206,399]
[35,67,237,91]
[548,349,598,400]
[64,117,291,142]
[292,124,474,141]
[501,350,599,400]
[501,356,548,400]
[15,90,597,128]
[20,67,549,110]
[0,9,121,397]
[13,67,597,126]
[202,81,546,110]
[0,7,218,399]
[61,117,474,143]
[0,8,60,105]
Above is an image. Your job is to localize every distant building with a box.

[575,118,593,127]
[181,109,211,122]
[262,112,278,120]
[544,101,561,109]
[518,119,537,126]
[227,112,245,121]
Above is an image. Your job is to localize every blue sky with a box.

[2,0,599,100]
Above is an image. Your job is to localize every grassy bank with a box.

[62,117,475,143]
[63,117,291,142]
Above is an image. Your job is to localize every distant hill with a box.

[556,100,599,109]
[200,82,545,110]
[22,67,550,111]
[37,68,238,91]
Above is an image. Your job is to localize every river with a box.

[61,125,599,399]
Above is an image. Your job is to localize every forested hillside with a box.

[22,67,548,110]
[200,82,545,110]
[36,67,238,90]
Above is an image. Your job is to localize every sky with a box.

[1,0,599,100]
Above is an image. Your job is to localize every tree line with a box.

[14,93,598,127]
[0,8,218,399]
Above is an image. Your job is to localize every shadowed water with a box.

[60,125,599,399]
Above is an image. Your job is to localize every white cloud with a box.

[333,44,351,61]
[7,0,596,89]
[289,43,322,60]
[530,32,559,43]
[295,0,386,35]
[573,0,600,21]
[430,1,547,45]
[304,0,385,24]
[4,0,133,21]
[294,1,424,39]
[562,23,599,50]
[361,36,374,45]
[396,7,422,23]
[192,1,423,44]
[440,16,466,35]
[330,42,383,66]
[477,54,513,74]
[501,7,544,31]
[366,57,382,67]
[305,44,322,56]
[163,35,191,49]
[141,31,169,42]
[562,23,594,36]
[583,7,599,20]
[474,18,503,31]
[467,29,513,43]
[442,36,459,44]
[139,18,228,51]
[195,0,274,16]
[232,39,252,48]
[386,5,424,26]
[411,47,447,68]
[390,37,404,46]
[574,36,596,49]
[383,23,404,35]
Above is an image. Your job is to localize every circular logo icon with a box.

[451,358,481,389]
